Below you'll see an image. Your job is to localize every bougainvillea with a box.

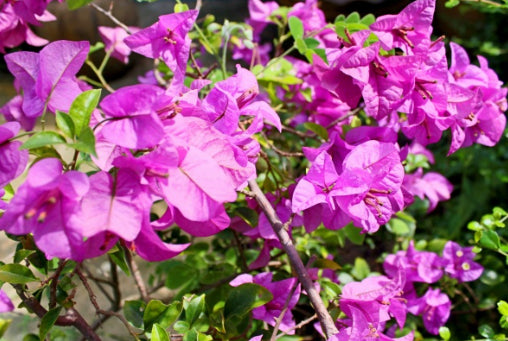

[0,0,505,340]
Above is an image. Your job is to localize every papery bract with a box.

[408,288,450,335]
[4,40,89,119]
[333,141,405,233]
[0,122,28,188]
[125,10,198,84]
[442,241,483,282]
[98,26,139,64]
[0,290,14,313]
[0,158,112,261]
[99,84,165,149]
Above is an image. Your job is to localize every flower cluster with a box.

[0,0,503,339]
[332,241,483,339]
[0,0,57,52]
[0,10,281,262]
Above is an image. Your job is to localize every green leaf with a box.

[66,0,93,10]
[21,132,66,150]
[150,324,170,341]
[68,127,96,156]
[174,3,190,12]
[386,218,411,235]
[69,89,101,135]
[23,334,39,341]
[295,38,307,54]
[445,0,460,8]
[13,250,35,263]
[164,261,198,290]
[39,307,61,341]
[55,111,75,138]
[344,224,365,245]
[224,283,272,319]
[303,122,328,140]
[360,13,376,26]
[439,326,451,340]
[479,230,500,250]
[0,319,11,338]
[235,207,258,228]
[123,300,146,329]
[500,315,508,329]
[144,300,182,331]
[479,324,495,338]
[303,38,320,49]
[345,12,361,23]
[288,16,304,39]
[498,301,508,316]
[109,247,130,276]
[0,264,38,284]
[313,258,342,270]
[184,329,213,341]
[185,295,205,327]
[351,257,370,280]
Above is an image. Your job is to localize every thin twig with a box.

[463,0,504,6]
[109,256,121,308]
[126,250,150,302]
[232,230,249,272]
[13,284,100,341]
[81,265,115,304]
[77,266,141,340]
[270,281,298,341]
[97,309,141,341]
[49,260,68,309]
[85,60,115,93]
[324,108,361,130]
[90,2,132,34]
[247,180,339,338]
[76,266,101,311]
[261,131,304,158]
[277,314,317,338]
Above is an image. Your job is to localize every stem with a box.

[126,250,150,302]
[324,108,361,131]
[270,281,298,341]
[13,284,100,341]
[462,0,504,6]
[49,260,68,309]
[85,60,115,93]
[77,266,140,340]
[277,314,317,338]
[247,180,339,338]
[90,2,132,34]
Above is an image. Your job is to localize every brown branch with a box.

[90,2,132,34]
[324,108,361,130]
[278,314,317,337]
[49,260,68,309]
[270,280,298,341]
[77,266,140,340]
[13,284,100,341]
[247,180,339,338]
[126,250,150,302]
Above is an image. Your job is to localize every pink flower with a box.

[0,290,14,313]
[442,241,483,283]
[98,26,140,64]
[408,288,451,335]
[125,10,198,84]
[0,158,113,261]
[333,141,405,233]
